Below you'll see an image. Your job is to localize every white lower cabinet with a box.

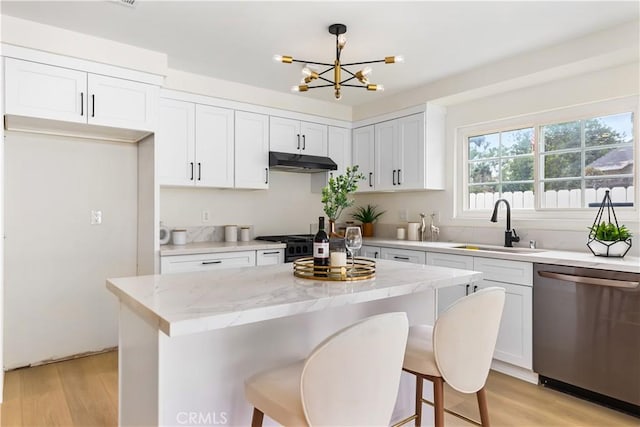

[161,251,256,274]
[360,245,381,258]
[428,252,533,369]
[256,249,285,266]
[380,247,426,264]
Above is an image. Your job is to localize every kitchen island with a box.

[107,259,481,426]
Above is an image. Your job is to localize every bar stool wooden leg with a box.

[415,375,423,426]
[251,407,264,427]
[477,386,490,426]
[433,377,444,427]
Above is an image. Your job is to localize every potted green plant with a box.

[351,204,385,237]
[321,166,365,235]
[587,190,632,257]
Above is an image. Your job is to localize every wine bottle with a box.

[314,216,330,274]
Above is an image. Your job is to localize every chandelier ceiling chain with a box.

[273,23,403,100]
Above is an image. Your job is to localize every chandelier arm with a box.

[339,76,358,85]
[316,75,335,84]
[291,59,335,67]
[341,59,386,67]
[341,83,371,88]
[340,67,357,78]
[317,67,335,77]
[304,84,336,89]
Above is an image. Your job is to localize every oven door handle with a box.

[538,271,639,289]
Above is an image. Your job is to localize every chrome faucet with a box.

[419,213,427,242]
[490,199,520,247]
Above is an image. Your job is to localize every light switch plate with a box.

[91,210,102,225]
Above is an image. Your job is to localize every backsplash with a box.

[161,225,254,245]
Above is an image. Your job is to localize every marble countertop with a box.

[160,240,286,256]
[364,238,640,274]
[106,259,481,337]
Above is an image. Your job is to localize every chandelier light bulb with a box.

[273,54,283,62]
[302,67,312,77]
[274,54,293,64]
[362,66,372,76]
[376,84,385,91]
[291,85,300,92]
[337,34,347,49]
[395,55,405,63]
[384,55,404,64]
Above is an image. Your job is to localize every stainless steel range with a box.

[255,234,314,263]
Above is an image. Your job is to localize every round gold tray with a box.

[293,257,376,281]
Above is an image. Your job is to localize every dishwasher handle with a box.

[538,270,639,289]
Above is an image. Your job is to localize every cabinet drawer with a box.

[256,249,284,266]
[161,251,256,274]
[427,252,474,270]
[380,247,426,264]
[473,257,532,286]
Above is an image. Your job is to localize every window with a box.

[465,110,635,211]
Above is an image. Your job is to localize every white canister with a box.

[396,227,406,240]
[172,229,187,245]
[240,227,250,242]
[225,225,238,242]
[407,223,420,241]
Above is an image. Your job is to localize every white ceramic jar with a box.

[225,225,238,242]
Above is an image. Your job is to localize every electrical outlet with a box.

[91,210,102,225]
[202,210,210,223]
[399,209,408,221]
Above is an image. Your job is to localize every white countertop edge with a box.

[160,240,286,256]
[365,238,640,273]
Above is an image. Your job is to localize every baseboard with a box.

[5,346,118,371]
[491,359,538,384]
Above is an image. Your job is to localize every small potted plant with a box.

[351,204,385,237]
[321,166,365,235]
[587,190,632,257]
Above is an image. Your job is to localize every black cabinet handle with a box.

[91,94,95,117]
[369,172,373,187]
[302,134,306,150]
[265,168,269,184]
[190,162,194,181]
[393,170,397,185]
[465,284,470,295]
[262,251,281,255]
[398,169,402,185]
[394,256,410,261]
[297,134,300,150]
[374,251,379,258]
[473,285,478,293]
[80,92,84,116]
[197,162,202,181]
[202,260,222,265]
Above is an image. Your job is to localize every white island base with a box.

[109,260,481,426]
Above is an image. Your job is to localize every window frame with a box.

[456,96,639,224]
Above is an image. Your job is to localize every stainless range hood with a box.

[269,151,338,173]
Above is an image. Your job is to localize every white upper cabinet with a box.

[235,111,269,190]
[352,105,445,193]
[352,125,376,192]
[5,58,156,132]
[327,126,352,178]
[157,98,195,186]
[269,116,328,156]
[157,99,234,188]
[195,105,235,188]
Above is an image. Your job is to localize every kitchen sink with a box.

[453,244,547,254]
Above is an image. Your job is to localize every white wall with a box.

[4,132,138,368]
[353,61,640,256]
[160,171,325,236]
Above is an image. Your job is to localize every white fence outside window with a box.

[469,186,635,210]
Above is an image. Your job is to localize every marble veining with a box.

[159,240,284,256]
[107,260,481,337]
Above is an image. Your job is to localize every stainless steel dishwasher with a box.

[533,263,640,416]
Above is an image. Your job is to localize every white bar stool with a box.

[397,287,506,427]
[244,312,409,426]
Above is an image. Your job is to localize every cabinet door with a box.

[87,74,157,131]
[396,113,425,190]
[473,257,532,286]
[195,105,234,188]
[359,245,381,259]
[269,116,300,154]
[380,247,426,264]
[352,126,375,192]
[235,111,270,189]
[426,252,474,270]
[157,98,196,186]
[374,120,397,191]
[300,121,328,156]
[5,58,86,123]
[256,249,285,266]
[477,280,532,369]
[327,126,352,178]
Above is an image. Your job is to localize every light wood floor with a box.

[0,351,637,426]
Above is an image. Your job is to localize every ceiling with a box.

[2,1,638,106]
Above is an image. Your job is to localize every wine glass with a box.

[344,227,363,274]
